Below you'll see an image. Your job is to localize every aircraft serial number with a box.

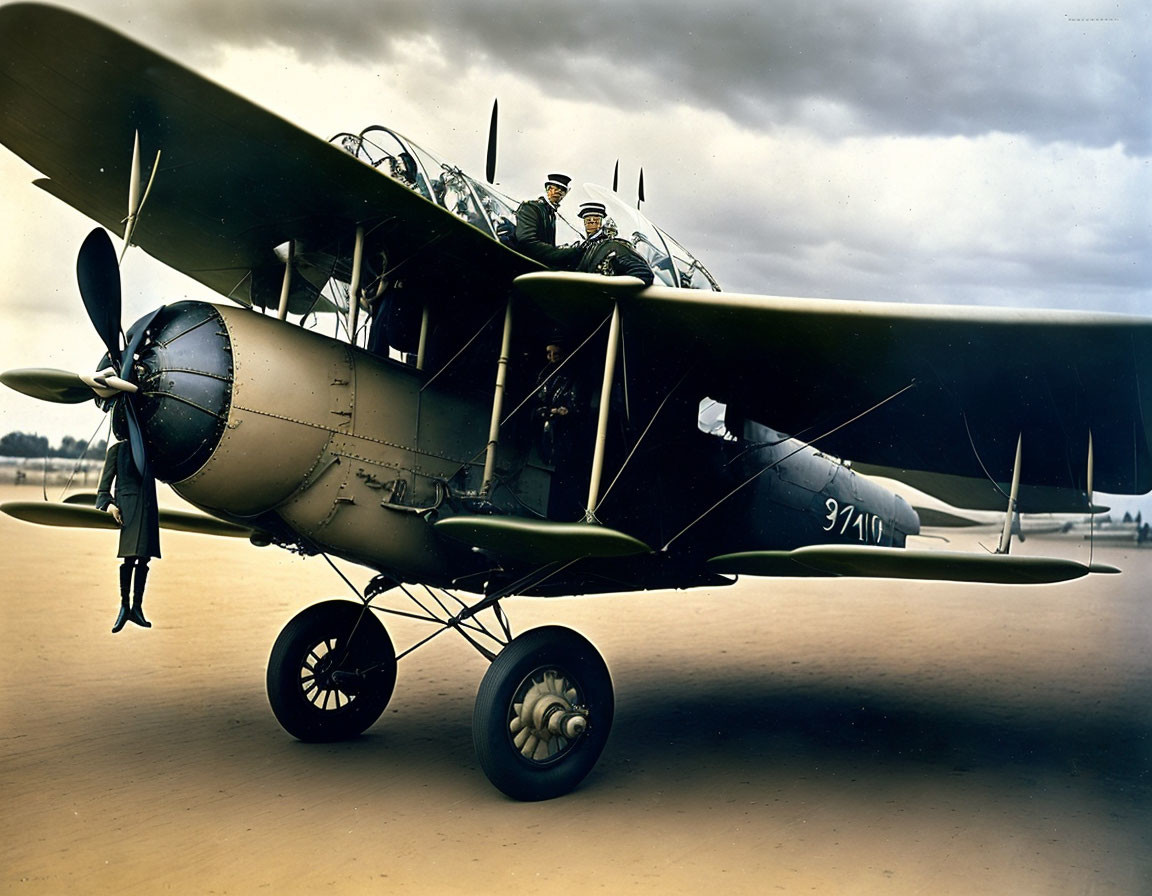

[823,498,884,543]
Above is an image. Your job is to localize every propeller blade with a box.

[123,395,149,477]
[119,307,163,380]
[612,160,619,193]
[113,307,165,477]
[77,228,122,363]
[0,368,94,403]
[486,98,498,184]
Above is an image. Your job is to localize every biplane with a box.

[2,3,1150,800]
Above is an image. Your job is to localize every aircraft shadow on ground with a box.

[603,676,1152,790]
[60,673,1151,800]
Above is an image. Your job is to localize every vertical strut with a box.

[585,302,622,521]
[482,299,514,495]
[276,240,294,321]
[997,433,1023,554]
[1087,430,1095,561]
[348,226,365,343]
[416,303,431,370]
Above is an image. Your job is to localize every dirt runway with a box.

[1,483,1149,894]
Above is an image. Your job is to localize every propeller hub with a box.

[110,301,234,483]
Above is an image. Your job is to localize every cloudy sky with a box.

[1,0,1149,460]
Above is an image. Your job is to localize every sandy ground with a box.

[1,482,1149,895]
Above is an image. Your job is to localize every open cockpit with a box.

[331,125,524,246]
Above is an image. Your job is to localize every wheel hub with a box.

[509,669,588,763]
[302,639,357,709]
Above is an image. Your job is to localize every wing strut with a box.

[996,433,1023,554]
[416,304,431,371]
[585,302,622,522]
[348,225,365,340]
[482,299,515,494]
[276,240,295,321]
[1086,430,1095,564]
[120,130,161,262]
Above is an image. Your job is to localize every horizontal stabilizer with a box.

[434,515,652,563]
[913,506,987,528]
[707,545,1119,584]
[1,501,253,538]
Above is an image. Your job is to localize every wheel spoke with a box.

[268,600,397,742]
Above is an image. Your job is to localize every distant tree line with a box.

[0,431,108,459]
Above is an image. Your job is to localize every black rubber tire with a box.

[473,625,613,801]
[266,600,396,742]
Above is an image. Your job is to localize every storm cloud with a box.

[108,0,1151,152]
[1,0,1149,443]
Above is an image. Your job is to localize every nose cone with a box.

[129,301,233,482]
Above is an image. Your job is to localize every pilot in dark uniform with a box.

[514,173,583,270]
[96,405,161,632]
[535,335,591,520]
[575,203,654,286]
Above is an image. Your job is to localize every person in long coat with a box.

[95,409,161,632]
[514,173,584,269]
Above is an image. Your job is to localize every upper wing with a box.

[516,272,1152,508]
[0,4,534,313]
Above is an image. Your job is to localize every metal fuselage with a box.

[133,299,918,595]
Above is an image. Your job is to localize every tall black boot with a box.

[112,561,132,633]
[129,561,152,628]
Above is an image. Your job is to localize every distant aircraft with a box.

[1,4,1150,800]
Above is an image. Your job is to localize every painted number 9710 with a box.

[823,498,884,543]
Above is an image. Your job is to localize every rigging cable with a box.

[593,368,691,514]
[421,305,504,392]
[57,414,112,501]
[661,379,918,552]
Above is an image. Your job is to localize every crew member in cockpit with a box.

[514,173,583,269]
[576,204,654,286]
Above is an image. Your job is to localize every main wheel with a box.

[473,626,614,801]
[267,599,397,742]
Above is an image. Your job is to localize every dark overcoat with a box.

[578,236,655,285]
[95,440,161,559]
[514,198,583,269]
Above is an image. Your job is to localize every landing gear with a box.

[266,594,614,799]
[266,599,397,742]
[473,626,614,801]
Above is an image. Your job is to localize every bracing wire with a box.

[58,414,112,501]
[662,379,918,551]
[499,311,613,428]
[594,368,691,514]
[452,310,615,475]
[421,305,504,392]
[961,410,1011,503]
